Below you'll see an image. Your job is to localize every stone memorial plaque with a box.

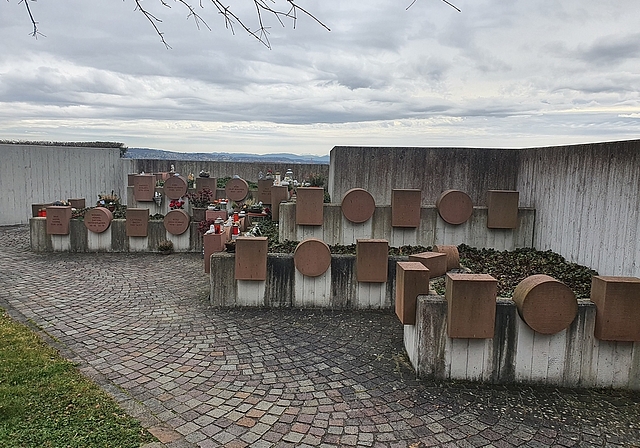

[46,206,72,235]
[164,175,188,200]
[296,187,324,226]
[391,189,421,228]
[436,190,473,225]
[258,178,274,204]
[225,178,250,202]
[294,238,331,277]
[84,207,113,233]
[164,209,191,235]
[196,177,217,193]
[134,174,156,202]
[342,188,375,223]
[68,198,86,209]
[126,208,150,237]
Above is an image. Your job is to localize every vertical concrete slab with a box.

[210,253,238,306]
[265,254,295,307]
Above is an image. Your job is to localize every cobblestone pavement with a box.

[1,225,640,448]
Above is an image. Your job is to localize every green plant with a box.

[186,188,214,208]
[0,311,155,447]
[158,240,173,253]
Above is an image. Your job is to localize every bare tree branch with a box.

[407,0,461,13]
[19,0,45,38]
[19,0,456,48]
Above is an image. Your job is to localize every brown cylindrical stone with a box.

[294,238,331,277]
[433,245,460,270]
[164,175,188,200]
[436,190,473,225]
[341,188,375,223]
[225,178,250,202]
[164,209,191,235]
[512,274,577,334]
[84,207,113,233]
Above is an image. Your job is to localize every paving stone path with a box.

[1,225,639,448]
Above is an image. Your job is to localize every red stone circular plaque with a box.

[225,178,250,202]
[164,209,191,235]
[84,207,113,233]
[513,274,578,334]
[294,238,331,277]
[341,188,375,223]
[436,190,473,225]
[163,175,188,200]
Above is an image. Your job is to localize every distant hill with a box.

[124,147,329,164]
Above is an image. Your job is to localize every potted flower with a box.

[186,188,214,222]
[158,239,173,255]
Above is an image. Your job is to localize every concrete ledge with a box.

[404,296,640,390]
[279,204,535,249]
[210,253,400,309]
[30,217,203,253]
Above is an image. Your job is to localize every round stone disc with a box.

[225,178,250,202]
[341,188,375,223]
[164,175,188,200]
[436,190,473,225]
[294,238,331,277]
[164,209,191,235]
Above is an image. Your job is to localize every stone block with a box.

[356,239,388,283]
[341,188,375,223]
[391,189,421,228]
[32,203,53,217]
[270,186,289,222]
[591,276,640,341]
[395,261,430,325]
[409,252,447,277]
[126,208,150,237]
[67,198,85,209]
[296,187,324,226]
[436,190,473,225]
[205,210,228,221]
[294,238,331,277]
[446,273,498,338]
[163,175,188,200]
[84,207,113,233]
[204,230,228,273]
[133,174,156,202]
[235,237,268,280]
[258,178,274,204]
[196,177,217,193]
[513,274,577,334]
[45,206,72,235]
[487,190,519,229]
[433,245,460,270]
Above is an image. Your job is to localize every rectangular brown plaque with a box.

[196,177,217,193]
[46,206,72,235]
[258,179,274,204]
[295,187,324,226]
[235,237,268,280]
[408,252,447,278]
[270,186,289,222]
[391,189,421,228]
[204,230,227,273]
[133,174,156,202]
[356,239,389,283]
[487,190,519,229]
[126,208,150,237]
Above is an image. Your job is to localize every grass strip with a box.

[0,310,156,448]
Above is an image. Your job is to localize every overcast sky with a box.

[1,0,639,155]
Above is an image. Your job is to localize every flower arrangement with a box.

[158,239,173,254]
[186,188,214,208]
[199,169,210,178]
[169,199,185,210]
[187,173,195,189]
[97,191,120,208]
